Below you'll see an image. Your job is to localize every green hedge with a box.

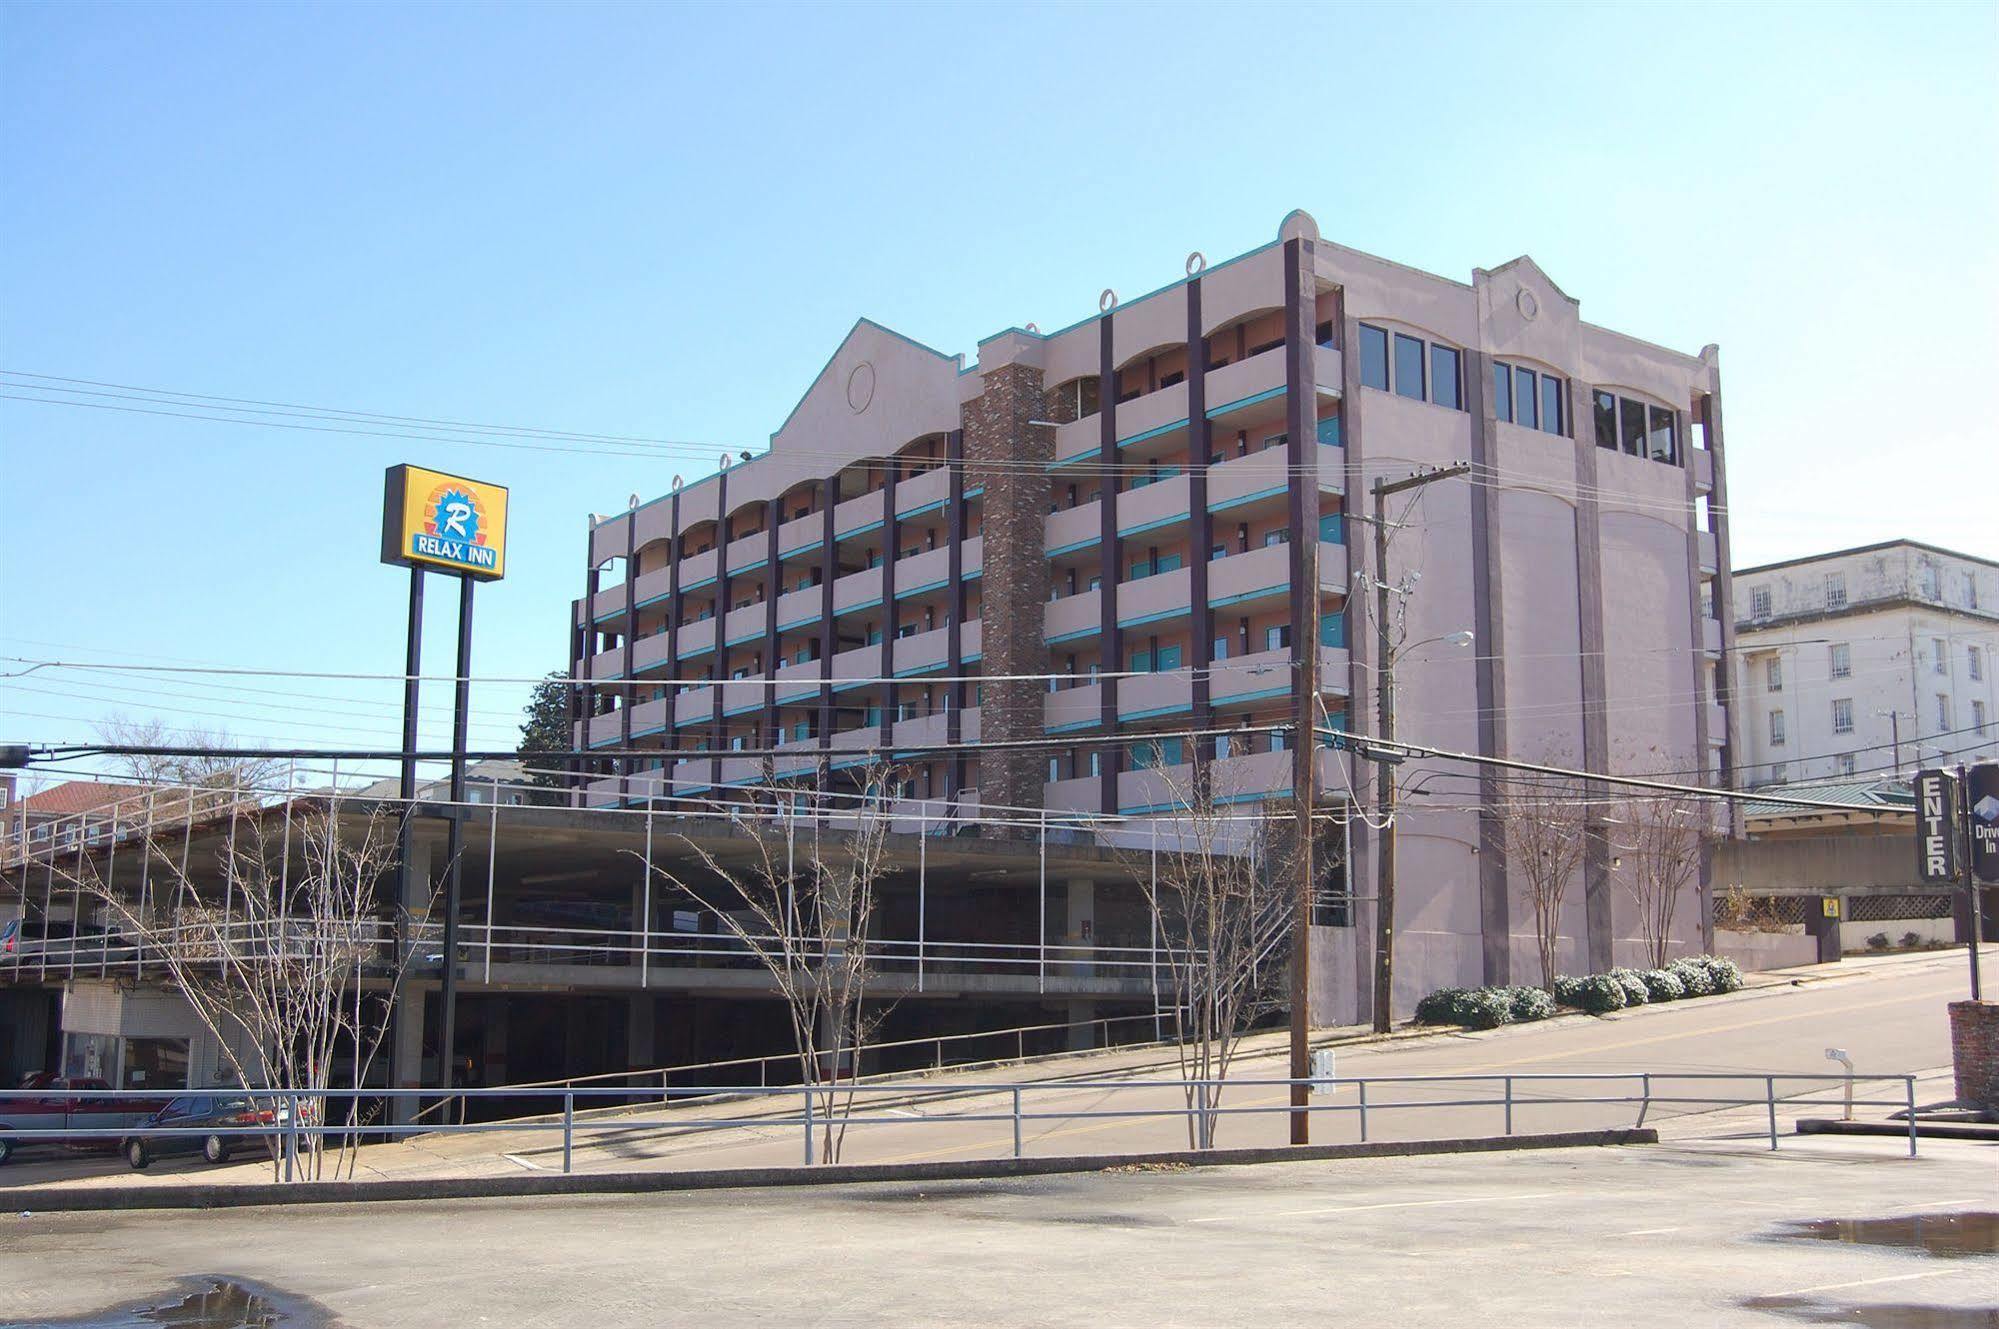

[1417,956,1743,1030]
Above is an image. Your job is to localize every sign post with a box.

[381,465,509,1101]
[1916,766,1982,1000]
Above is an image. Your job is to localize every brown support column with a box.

[1097,315,1121,816]
[762,498,782,785]
[944,430,967,805]
[1467,352,1510,985]
[1339,301,1373,1023]
[883,462,900,736]
[663,491,682,803]
[1282,236,1319,1139]
[711,470,729,791]
[817,481,837,796]
[1572,380,1615,973]
[961,363,1053,835]
[1186,277,1214,797]
[618,513,637,803]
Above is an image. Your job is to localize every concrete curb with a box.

[2,1128,1657,1212]
[1797,1118,1999,1142]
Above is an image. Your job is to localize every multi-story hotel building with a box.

[570,210,1736,1018]
[1733,540,1998,787]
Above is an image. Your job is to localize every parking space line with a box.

[1761,1269,1957,1298]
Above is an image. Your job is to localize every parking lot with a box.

[1,1134,1992,1327]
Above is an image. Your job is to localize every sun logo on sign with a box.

[424,484,488,547]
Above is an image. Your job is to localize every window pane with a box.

[1540,376,1563,435]
[1647,405,1676,463]
[1429,345,1461,410]
[1619,397,1646,455]
[1394,334,1425,401]
[1514,367,1538,429]
[1594,390,1617,449]
[1492,361,1512,422]
[1359,324,1389,390]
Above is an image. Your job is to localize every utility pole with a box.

[1370,464,1471,1034]
[1876,709,1903,777]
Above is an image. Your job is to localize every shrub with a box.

[1414,988,1469,1026]
[1900,931,1922,949]
[1563,973,1629,1015]
[1667,957,1714,997]
[1414,984,1559,1030]
[1639,968,1685,1002]
[1506,985,1556,1022]
[1692,954,1743,993]
[1609,968,1650,1006]
[1866,932,1891,952]
[1552,975,1587,1007]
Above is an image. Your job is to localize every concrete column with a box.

[1064,878,1096,976]
[628,993,656,1074]
[389,985,427,1122]
[389,838,435,1124]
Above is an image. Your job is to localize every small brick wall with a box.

[1948,1000,1999,1115]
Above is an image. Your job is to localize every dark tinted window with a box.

[1514,367,1538,430]
[1393,333,1425,401]
[1359,324,1389,390]
[1539,376,1563,435]
[1594,390,1617,449]
[1619,396,1646,455]
[1429,345,1461,410]
[1648,404,1677,464]
[1492,362,1511,422]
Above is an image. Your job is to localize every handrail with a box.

[0,1072,1923,1175]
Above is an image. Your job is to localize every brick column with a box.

[962,362,1053,834]
[1949,1001,1999,1114]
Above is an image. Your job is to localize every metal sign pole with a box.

[438,575,475,1095]
[391,566,425,1099]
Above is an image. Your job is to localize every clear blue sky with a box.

[3,0,1994,785]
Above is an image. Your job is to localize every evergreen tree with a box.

[517,671,572,803]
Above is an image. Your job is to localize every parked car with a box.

[0,1075,170,1165]
[121,1092,291,1169]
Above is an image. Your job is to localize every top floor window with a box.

[1359,322,1465,412]
[1359,324,1389,391]
[1495,361,1563,435]
[1825,572,1847,610]
[1750,586,1772,619]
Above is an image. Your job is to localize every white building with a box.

[1733,541,1999,787]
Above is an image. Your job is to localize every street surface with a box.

[4,946,1981,1188]
[1,1135,1992,1327]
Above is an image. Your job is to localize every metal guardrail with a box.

[0,1072,1924,1181]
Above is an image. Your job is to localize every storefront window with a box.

[123,1036,190,1090]
[63,1031,118,1082]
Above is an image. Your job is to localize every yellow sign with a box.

[1821,897,1841,919]
[381,465,509,580]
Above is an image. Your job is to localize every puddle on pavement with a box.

[1767,1213,1999,1260]
[9,1277,334,1329]
[1743,1295,1999,1327]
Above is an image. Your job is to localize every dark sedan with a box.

[120,1093,287,1169]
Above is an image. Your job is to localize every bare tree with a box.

[95,714,280,804]
[1619,793,1716,968]
[1500,773,1589,989]
[1118,763,1292,1149]
[642,766,899,1163]
[59,791,429,1181]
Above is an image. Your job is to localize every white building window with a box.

[1750,586,1771,619]
[1837,754,1857,776]
[1934,638,1948,675]
[1773,762,1789,783]
[1976,700,1989,733]
[1832,698,1854,734]
[1938,693,1952,729]
[1825,572,1847,609]
[1969,645,1984,682]
[1769,709,1786,746]
[1829,642,1851,679]
[1765,657,1783,692]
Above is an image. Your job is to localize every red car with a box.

[0,1074,172,1164]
